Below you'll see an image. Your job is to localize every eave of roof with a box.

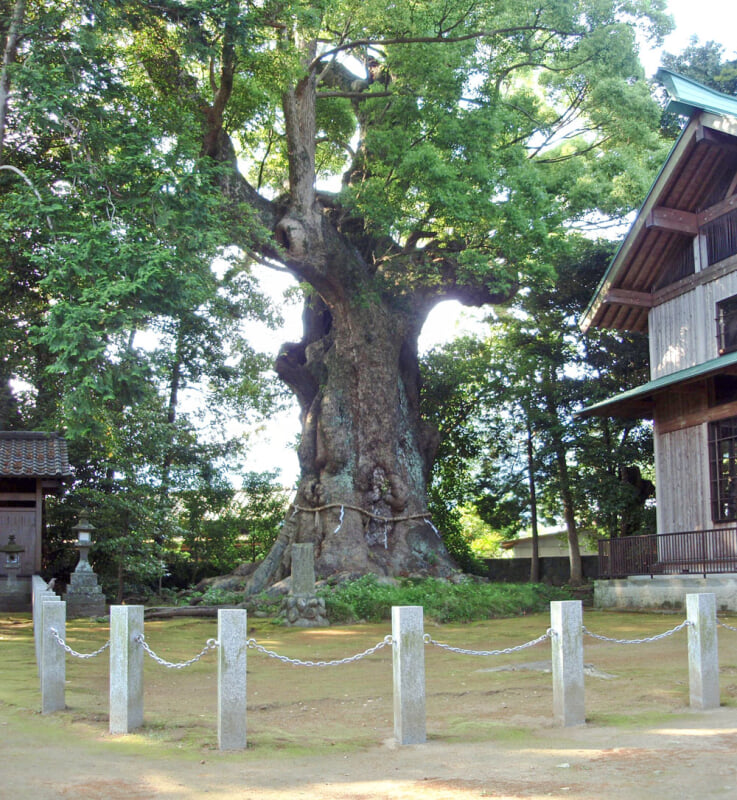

[578,350,737,419]
[580,69,737,334]
[657,69,737,119]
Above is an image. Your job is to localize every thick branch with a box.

[0,0,26,163]
[309,26,583,73]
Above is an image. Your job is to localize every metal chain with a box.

[246,635,393,667]
[582,620,691,645]
[136,634,219,669]
[423,629,552,656]
[48,627,110,659]
[717,618,737,632]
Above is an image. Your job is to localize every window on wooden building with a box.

[709,416,737,521]
[717,295,737,355]
[704,208,737,266]
[710,374,737,406]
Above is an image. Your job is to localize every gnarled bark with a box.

[264,288,457,583]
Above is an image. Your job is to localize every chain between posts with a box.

[246,635,394,666]
[48,627,110,659]
[582,619,691,644]
[423,629,553,656]
[135,634,219,669]
[717,618,737,632]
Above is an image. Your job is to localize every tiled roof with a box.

[0,432,72,478]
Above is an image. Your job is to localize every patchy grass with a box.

[3,607,737,759]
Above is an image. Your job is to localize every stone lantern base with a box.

[65,569,107,618]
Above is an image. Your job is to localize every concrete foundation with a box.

[595,575,737,612]
[0,576,31,612]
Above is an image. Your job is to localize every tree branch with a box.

[309,26,584,73]
[0,0,26,163]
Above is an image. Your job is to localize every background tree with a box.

[0,0,284,595]
[423,240,654,584]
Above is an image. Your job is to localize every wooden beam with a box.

[0,492,36,502]
[654,252,737,305]
[701,113,737,139]
[698,193,737,226]
[646,206,698,235]
[603,288,653,308]
[656,398,737,435]
[696,124,737,154]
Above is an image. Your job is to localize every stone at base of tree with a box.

[265,577,291,597]
[283,595,329,627]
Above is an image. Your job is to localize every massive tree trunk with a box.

[265,289,456,584]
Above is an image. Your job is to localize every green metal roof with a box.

[578,350,737,419]
[656,68,737,119]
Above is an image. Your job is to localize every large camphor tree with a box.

[2,0,671,587]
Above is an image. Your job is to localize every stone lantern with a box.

[0,535,24,593]
[64,513,106,618]
[72,514,95,571]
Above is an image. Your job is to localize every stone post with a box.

[33,576,58,672]
[218,609,248,750]
[550,600,585,726]
[687,593,720,710]
[392,605,426,745]
[291,543,316,595]
[284,543,329,627]
[109,605,144,734]
[41,600,66,714]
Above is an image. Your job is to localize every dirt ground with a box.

[2,609,737,799]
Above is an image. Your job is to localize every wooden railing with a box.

[598,528,737,578]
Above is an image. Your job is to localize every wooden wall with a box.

[654,423,712,533]
[650,267,737,378]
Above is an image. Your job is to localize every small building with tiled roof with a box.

[0,431,72,580]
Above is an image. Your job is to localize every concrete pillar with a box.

[218,609,248,750]
[33,577,58,672]
[550,600,585,726]
[392,605,426,745]
[109,605,144,734]
[41,600,66,714]
[687,593,720,710]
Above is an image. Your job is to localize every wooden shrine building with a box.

[0,431,72,583]
[580,70,737,605]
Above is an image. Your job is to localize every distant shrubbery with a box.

[174,575,572,624]
[316,575,572,624]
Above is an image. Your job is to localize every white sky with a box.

[237,0,735,485]
[643,0,736,76]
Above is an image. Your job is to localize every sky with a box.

[236,0,736,485]
[640,0,735,75]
